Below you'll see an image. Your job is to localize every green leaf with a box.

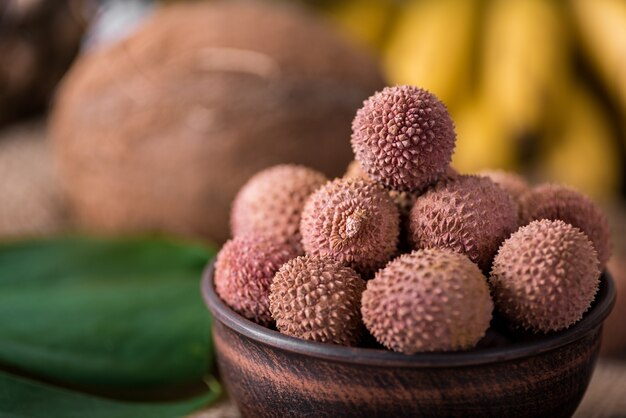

[0,370,221,418]
[0,236,216,390]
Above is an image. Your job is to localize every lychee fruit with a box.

[231,165,328,252]
[214,235,297,325]
[351,85,456,192]
[361,248,493,353]
[269,256,365,346]
[519,184,611,268]
[478,169,530,204]
[301,178,400,276]
[408,175,518,271]
[489,219,601,333]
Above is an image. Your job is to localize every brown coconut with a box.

[51,1,384,243]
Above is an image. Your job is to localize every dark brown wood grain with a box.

[202,264,616,418]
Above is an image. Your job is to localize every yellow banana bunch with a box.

[317,0,624,199]
[538,85,621,200]
[451,96,519,173]
[383,0,479,108]
[324,0,397,52]
[480,0,569,135]
[573,0,626,115]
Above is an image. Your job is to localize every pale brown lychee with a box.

[408,175,518,271]
[345,160,458,185]
[231,164,327,252]
[490,219,601,333]
[440,165,460,182]
[361,249,493,353]
[270,256,365,346]
[214,235,297,325]
[519,184,611,267]
[479,169,530,222]
[343,160,416,218]
[300,178,400,276]
[478,169,530,203]
[342,160,458,219]
[343,160,369,181]
[351,85,456,192]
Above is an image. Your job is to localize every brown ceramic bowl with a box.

[201,263,615,418]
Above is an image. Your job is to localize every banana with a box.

[383,0,479,108]
[480,0,569,135]
[451,96,519,173]
[573,0,626,114]
[324,0,397,53]
[538,84,621,200]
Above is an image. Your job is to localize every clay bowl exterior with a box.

[201,263,615,418]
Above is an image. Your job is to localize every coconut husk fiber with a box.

[0,120,69,238]
[51,1,385,244]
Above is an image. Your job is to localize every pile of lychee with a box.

[214,85,611,354]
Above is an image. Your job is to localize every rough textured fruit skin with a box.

[343,160,369,181]
[351,85,456,192]
[345,160,461,183]
[490,219,601,333]
[519,184,611,268]
[300,178,400,276]
[343,160,457,219]
[51,1,384,244]
[408,175,518,271]
[269,256,365,346]
[215,235,297,326]
[361,249,493,353]
[440,165,460,182]
[343,160,415,218]
[479,169,530,222]
[231,165,327,253]
[478,169,530,203]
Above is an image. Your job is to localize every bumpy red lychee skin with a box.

[343,160,457,219]
[343,160,369,181]
[408,175,518,271]
[351,85,456,192]
[345,160,458,185]
[440,165,460,182]
[490,219,601,333]
[214,235,298,326]
[478,169,530,203]
[300,178,400,277]
[343,160,415,218]
[361,249,493,354]
[479,169,530,222]
[231,164,328,253]
[519,184,611,268]
[270,256,365,346]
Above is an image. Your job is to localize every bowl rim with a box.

[201,262,615,368]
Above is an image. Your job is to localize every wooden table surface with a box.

[574,358,626,418]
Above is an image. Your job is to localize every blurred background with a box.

[1,0,625,414]
[3,0,626,236]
